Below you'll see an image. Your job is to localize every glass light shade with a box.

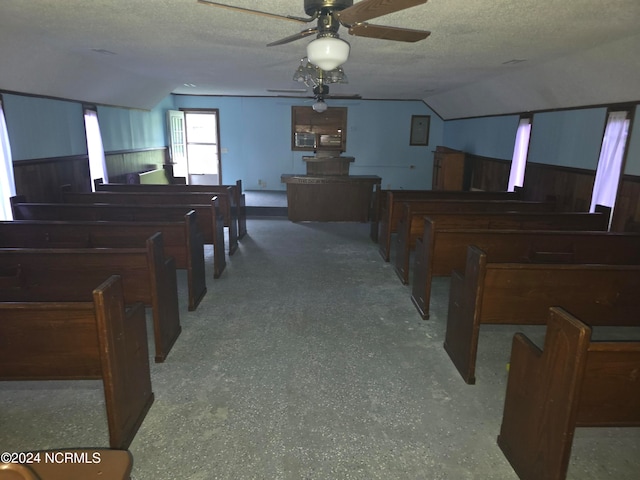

[312,100,328,113]
[307,36,350,71]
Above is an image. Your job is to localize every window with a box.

[507,116,532,192]
[83,107,108,190]
[589,110,631,226]
[0,96,16,220]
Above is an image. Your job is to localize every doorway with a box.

[168,109,221,185]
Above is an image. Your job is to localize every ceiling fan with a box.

[197,1,431,51]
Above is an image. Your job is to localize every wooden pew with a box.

[392,200,563,284]
[95,178,247,239]
[3,449,133,479]
[497,307,640,480]
[375,188,522,257]
[411,220,640,318]
[0,232,181,363]
[445,245,640,384]
[60,187,238,256]
[0,215,207,311]
[0,275,154,448]
[10,195,226,279]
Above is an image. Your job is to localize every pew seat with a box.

[0,275,154,449]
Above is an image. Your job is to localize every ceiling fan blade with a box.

[267,28,318,47]
[348,23,430,42]
[197,0,312,23]
[336,0,428,25]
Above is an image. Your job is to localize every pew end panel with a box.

[377,191,395,261]
[145,233,182,363]
[443,245,487,385]
[410,236,430,319]
[410,217,436,319]
[497,307,640,480]
[0,275,154,449]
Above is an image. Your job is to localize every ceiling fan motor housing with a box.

[304,0,353,17]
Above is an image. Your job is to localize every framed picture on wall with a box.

[410,115,430,146]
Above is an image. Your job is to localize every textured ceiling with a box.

[0,0,639,118]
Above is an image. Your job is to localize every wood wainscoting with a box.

[467,155,640,232]
[105,148,168,183]
[13,155,91,202]
[12,148,169,203]
[614,174,640,232]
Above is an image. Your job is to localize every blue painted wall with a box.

[440,106,640,178]
[97,96,171,152]
[172,95,441,191]
[443,115,520,160]
[3,91,639,190]
[527,108,607,169]
[3,94,86,161]
[625,105,640,176]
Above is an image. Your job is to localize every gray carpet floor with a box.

[1,219,639,479]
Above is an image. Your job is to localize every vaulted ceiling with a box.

[1,0,639,119]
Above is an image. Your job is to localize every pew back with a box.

[374,188,521,245]
[394,207,609,284]
[10,195,226,279]
[95,178,247,238]
[0,275,154,448]
[444,245,640,384]
[0,216,207,310]
[60,188,238,255]
[0,233,181,363]
[410,220,640,318]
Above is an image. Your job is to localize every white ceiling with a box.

[0,0,639,119]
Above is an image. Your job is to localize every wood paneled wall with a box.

[13,155,91,202]
[12,148,169,203]
[467,155,640,231]
[613,174,640,231]
[105,148,167,183]
[519,163,596,212]
[467,154,511,192]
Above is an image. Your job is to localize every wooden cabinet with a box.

[281,174,381,222]
[292,106,347,152]
[432,146,467,190]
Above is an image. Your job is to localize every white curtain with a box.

[589,111,630,215]
[507,117,532,192]
[84,109,108,190]
[0,99,16,220]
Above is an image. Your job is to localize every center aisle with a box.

[131,218,519,479]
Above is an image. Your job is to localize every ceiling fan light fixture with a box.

[306,35,350,71]
[312,99,328,113]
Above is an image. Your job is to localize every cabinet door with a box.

[433,150,465,190]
